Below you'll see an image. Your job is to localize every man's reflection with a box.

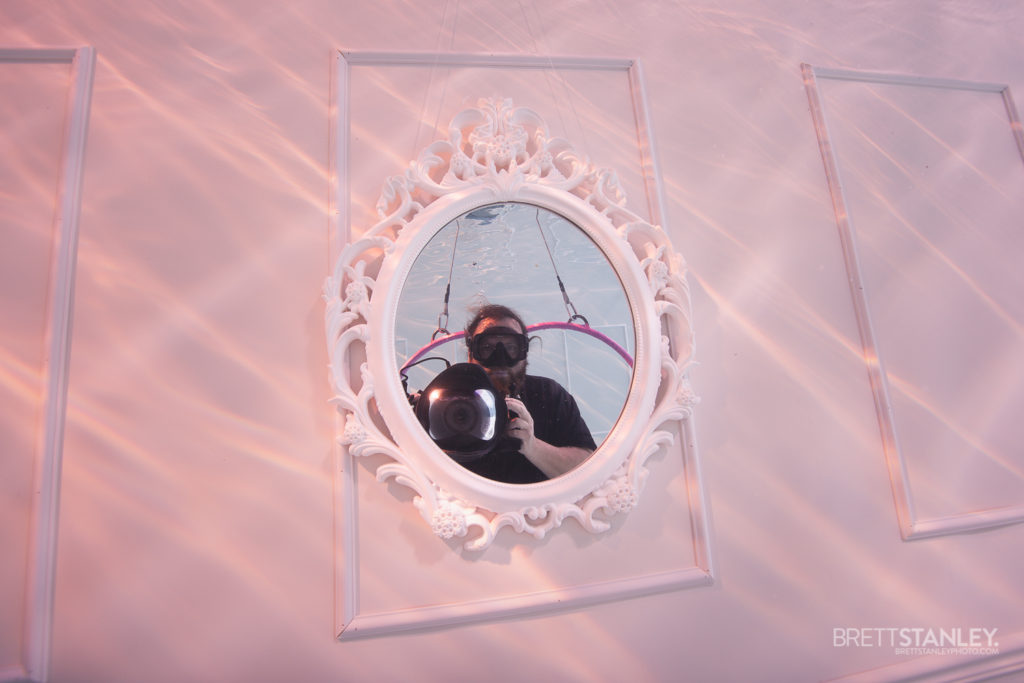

[461,304,596,484]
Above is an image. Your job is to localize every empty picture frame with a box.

[803,64,1024,540]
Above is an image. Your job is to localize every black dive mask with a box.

[469,326,528,368]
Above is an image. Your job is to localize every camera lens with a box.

[429,392,496,441]
[443,398,477,434]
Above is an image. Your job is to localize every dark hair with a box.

[465,304,528,349]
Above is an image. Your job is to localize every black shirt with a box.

[460,374,597,484]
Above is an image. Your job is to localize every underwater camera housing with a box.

[414,363,508,463]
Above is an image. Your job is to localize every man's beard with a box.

[485,361,527,398]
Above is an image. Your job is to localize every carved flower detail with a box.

[677,381,700,408]
[648,260,670,294]
[450,152,473,177]
[431,505,467,539]
[472,121,527,168]
[342,259,375,299]
[489,134,516,165]
[345,281,368,305]
[607,480,639,513]
[341,417,367,445]
[650,258,669,282]
[339,258,380,321]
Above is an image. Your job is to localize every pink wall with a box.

[2,1,1023,681]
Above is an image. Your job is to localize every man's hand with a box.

[505,396,592,478]
[505,397,536,457]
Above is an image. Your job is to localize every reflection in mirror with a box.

[395,202,635,484]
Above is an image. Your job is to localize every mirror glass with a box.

[395,202,636,483]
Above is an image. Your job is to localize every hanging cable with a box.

[515,0,590,159]
[534,207,589,326]
[412,0,460,164]
[432,218,463,340]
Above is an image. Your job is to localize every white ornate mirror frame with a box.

[325,98,696,550]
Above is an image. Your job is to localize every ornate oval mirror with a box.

[325,98,695,550]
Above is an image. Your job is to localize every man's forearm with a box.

[523,442,593,479]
